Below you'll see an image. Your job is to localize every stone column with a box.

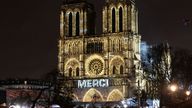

[80,54,84,76]
[60,11,64,37]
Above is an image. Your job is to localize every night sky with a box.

[0,0,192,79]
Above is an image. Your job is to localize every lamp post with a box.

[169,84,192,108]
[185,90,190,100]
[169,84,178,107]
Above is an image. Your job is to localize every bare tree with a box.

[142,42,171,107]
[44,68,75,108]
[171,48,192,87]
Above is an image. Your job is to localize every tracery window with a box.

[69,67,72,77]
[113,66,116,74]
[87,42,103,54]
[120,65,123,74]
[76,67,79,77]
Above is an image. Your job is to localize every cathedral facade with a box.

[58,0,143,105]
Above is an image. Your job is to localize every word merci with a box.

[78,79,109,88]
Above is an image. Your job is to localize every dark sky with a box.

[0,0,192,79]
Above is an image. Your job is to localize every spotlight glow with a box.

[186,90,190,96]
[170,84,177,92]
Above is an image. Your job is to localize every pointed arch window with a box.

[69,12,72,37]
[119,7,123,32]
[120,65,123,74]
[113,66,116,74]
[76,12,80,36]
[76,67,79,77]
[112,8,116,33]
[69,67,72,77]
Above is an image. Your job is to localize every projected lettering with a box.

[78,79,109,88]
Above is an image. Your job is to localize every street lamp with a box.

[170,84,178,92]
[169,84,178,107]
[185,90,190,96]
[185,90,190,100]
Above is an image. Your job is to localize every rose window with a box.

[89,59,103,75]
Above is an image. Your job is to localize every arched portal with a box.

[83,88,103,102]
[107,89,123,101]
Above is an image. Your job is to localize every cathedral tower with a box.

[102,0,138,34]
[60,0,95,37]
[58,0,142,107]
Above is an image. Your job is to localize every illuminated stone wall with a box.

[58,0,143,102]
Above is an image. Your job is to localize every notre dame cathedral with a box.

[58,0,144,107]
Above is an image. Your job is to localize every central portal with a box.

[83,88,103,102]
